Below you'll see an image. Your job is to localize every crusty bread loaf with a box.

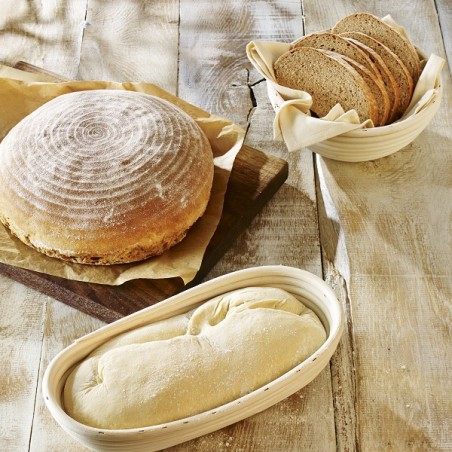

[63,287,327,429]
[274,46,379,123]
[0,90,214,265]
[331,12,421,83]
[291,32,381,80]
[340,31,414,118]
[328,51,391,126]
[343,37,401,123]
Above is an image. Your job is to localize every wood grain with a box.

[0,0,86,78]
[30,299,103,451]
[0,279,46,450]
[14,60,71,82]
[78,0,180,93]
[304,1,452,450]
[436,0,452,74]
[178,0,303,129]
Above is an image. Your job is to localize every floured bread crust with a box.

[63,287,327,429]
[0,90,214,264]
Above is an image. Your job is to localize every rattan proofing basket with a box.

[268,48,443,162]
[43,265,344,451]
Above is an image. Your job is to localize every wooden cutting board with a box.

[0,62,288,323]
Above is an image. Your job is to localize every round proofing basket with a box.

[268,66,443,162]
[309,84,442,161]
[43,265,344,452]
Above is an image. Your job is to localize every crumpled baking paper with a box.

[246,15,444,152]
[0,67,245,285]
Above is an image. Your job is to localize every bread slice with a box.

[291,32,382,79]
[331,13,421,82]
[343,37,401,123]
[339,31,414,118]
[327,52,391,126]
[274,47,378,123]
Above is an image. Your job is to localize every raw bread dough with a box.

[63,287,326,429]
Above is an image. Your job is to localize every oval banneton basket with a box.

[43,265,344,451]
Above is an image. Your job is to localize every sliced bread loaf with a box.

[344,37,401,123]
[274,46,379,123]
[328,51,391,126]
[339,31,414,118]
[291,32,382,79]
[331,13,421,82]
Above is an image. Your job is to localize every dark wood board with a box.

[0,63,288,323]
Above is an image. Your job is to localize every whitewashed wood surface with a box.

[0,1,450,451]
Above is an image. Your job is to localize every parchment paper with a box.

[0,67,245,285]
[246,15,444,152]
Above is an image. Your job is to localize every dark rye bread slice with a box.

[328,52,391,126]
[274,47,379,123]
[344,37,401,123]
[291,32,382,79]
[331,13,421,83]
[340,31,414,117]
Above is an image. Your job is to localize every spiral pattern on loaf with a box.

[0,90,214,264]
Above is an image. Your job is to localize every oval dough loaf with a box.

[0,90,214,264]
[63,287,327,429]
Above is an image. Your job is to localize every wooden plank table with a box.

[0,1,450,451]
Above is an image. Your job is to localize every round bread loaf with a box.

[0,90,214,264]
